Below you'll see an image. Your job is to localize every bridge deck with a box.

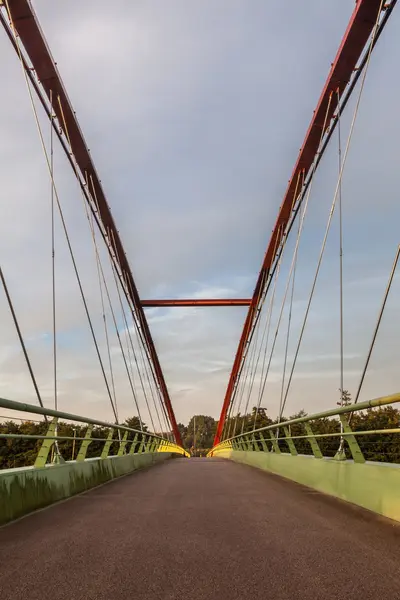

[0,458,398,599]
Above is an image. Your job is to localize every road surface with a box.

[0,457,398,599]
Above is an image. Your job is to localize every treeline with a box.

[178,415,217,457]
[223,405,400,463]
[0,416,146,470]
[1,404,399,468]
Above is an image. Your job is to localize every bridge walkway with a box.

[0,458,398,599]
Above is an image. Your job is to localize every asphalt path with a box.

[0,457,398,599]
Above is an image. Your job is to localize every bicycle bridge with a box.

[0,1,399,598]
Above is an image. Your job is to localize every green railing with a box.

[0,397,189,469]
[209,392,400,464]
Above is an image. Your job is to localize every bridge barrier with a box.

[0,397,189,525]
[209,393,400,522]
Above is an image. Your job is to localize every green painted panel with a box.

[0,452,176,526]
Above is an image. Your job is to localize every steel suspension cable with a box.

[249,173,303,432]
[353,245,400,407]
[107,230,169,437]
[5,5,120,423]
[223,269,269,439]
[56,99,121,423]
[256,95,333,415]
[109,259,157,432]
[226,270,268,439]
[50,91,58,414]
[238,309,263,435]
[279,1,385,421]
[0,267,45,414]
[278,202,303,422]
[85,177,144,429]
[337,87,344,409]
[252,254,281,430]
[220,4,396,442]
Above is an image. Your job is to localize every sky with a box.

[0,1,400,429]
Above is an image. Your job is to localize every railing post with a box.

[138,434,146,453]
[117,431,129,456]
[129,432,139,454]
[269,431,281,454]
[283,426,298,456]
[34,417,58,468]
[245,435,253,451]
[336,415,365,464]
[253,433,260,451]
[101,428,114,459]
[304,423,322,458]
[149,438,158,453]
[258,432,269,452]
[76,424,93,461]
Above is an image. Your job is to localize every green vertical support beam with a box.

[101,428,114,459]
[129,432,139,454]
[76,424,94,461]
[258,433,269,453]
[284,426,298,456]
[253,434,260,452]
[149,438,157,453]
[304,423,323,458]
[138,435,146,454]
[339,414,365,464]
[34,417,58,468]
[269,431,281,454]
[117,431,129,456]
[153,439,161,453]
[245,435,254,451]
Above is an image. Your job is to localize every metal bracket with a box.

[129,432,139,454]
[138,435,146,453]
[245,435,254,451]
[269,431,281,454]
[34,417,58,468]
[117,431,129,456]
[149,438,157,453]
[304,423,322,458]
[283,426,298,456]
[76,424,93,461]
[338,414,365,464]
[101,428,114,459]
[258,433,269,452]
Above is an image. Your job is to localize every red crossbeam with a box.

[141,299,252,307]
[214,0,387,446]
[4,0,182,445]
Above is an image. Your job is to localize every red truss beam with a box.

[214,0,388,446]
[141,299,252,307]
[4,0,182,445]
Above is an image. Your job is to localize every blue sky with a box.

[0,1,399,427]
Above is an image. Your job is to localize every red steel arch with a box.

[3,0,182,445]
[214,0,389,445]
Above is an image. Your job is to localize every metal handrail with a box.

[222,392,400,443]
[0,397,190,465]
[210,392,400,461]
[0,396,162,439]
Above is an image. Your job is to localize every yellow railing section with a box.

[158,441,190,457]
